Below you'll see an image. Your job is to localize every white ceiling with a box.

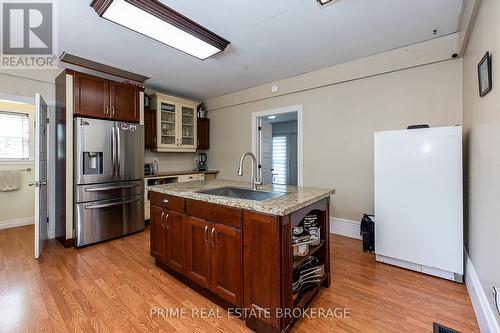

[59,0,464,100]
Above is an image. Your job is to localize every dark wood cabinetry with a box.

[110,81,139,122]
[73,72,110,119]
[150,205,166,261]
[197,118,210,150]
[150,191,331,333]
[186,217,211,288]
[144,107,156,148]
[72,71,141,123]
[211,222,242,306]
[165,210,186,274]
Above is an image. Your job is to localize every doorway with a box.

[251,105,303,186]
[0,94,51,259]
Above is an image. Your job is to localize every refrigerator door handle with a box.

[84,184,140,192]
[116,126,121,177]
[84,197,141,209]
[111,126,116,178]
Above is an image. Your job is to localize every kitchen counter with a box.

[147,179,335,216]
[144,170,219,178]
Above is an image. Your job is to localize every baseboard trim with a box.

[0,217,34,230]
[465,251,500,333]
[330,217,362,240]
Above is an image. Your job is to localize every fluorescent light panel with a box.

[93,0,229,60]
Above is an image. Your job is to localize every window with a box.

[272,135,287,185]
[0,111,30,160]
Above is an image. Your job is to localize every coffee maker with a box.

[198,153,207,171]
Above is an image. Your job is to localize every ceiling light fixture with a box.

[317,0,333,5]
[90,0,230,60]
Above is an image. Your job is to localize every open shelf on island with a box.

[293,274,329,309]
[292,240,325,271]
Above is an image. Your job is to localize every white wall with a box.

[205,35,463,222]
[462,0,500,330]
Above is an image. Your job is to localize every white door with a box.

[32,94,48,259]
[258,118,273,184]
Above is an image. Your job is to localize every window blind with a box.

[0,111,30,160]
[272,135,287,185]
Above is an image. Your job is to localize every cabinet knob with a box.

[162,198,169,204]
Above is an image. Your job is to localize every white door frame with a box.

[251,105,304,186]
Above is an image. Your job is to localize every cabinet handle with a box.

[112,106,115,115]
[211,228,216,247]
[105,105,109,114]
[160,211,165,229]
[204,225,209,245]
[165,213,169,230]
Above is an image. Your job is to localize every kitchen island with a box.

[148,180,335,333]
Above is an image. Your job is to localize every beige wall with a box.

[0,101,36,226]
[205,37,463,222]
[145,150,197,172]
[462,0,500,326]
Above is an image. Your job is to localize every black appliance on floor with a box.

[360,214,375,252]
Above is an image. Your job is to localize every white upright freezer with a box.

[374,126,463,282]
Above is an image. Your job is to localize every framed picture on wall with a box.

[478,52,492,97]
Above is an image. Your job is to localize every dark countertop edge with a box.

[145,170,219,178]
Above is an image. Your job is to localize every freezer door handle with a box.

[84,197,141,209]
[84,184,140,192]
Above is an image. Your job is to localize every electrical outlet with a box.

[494,287,500,315]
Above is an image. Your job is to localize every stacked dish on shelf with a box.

[292,214,321,257]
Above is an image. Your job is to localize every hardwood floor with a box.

[0,225,478,333]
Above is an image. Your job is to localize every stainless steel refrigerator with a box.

[74,117,144,247]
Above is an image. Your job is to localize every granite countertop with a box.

[148,179,335,216]
[145,170,219,178]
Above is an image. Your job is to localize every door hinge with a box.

[258,165,262,169]
[258,126,262,131]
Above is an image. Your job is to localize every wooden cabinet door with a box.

[73,72,110,119]
[211,223,243,306]
[164,210,186,274]
[110,81,139,123]
[186,217,211,288]
[144,108,157,148]
[150,205,166,262]
[197,118,209,150]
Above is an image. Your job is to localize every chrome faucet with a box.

[237,152,262,190]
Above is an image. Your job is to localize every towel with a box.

[0,170,21,191]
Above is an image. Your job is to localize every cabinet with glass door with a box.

[151,93,198,152]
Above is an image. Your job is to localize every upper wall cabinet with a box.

[73,71,141,123]
[149,93,199,152]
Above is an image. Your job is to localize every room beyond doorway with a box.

[251,105,303,186]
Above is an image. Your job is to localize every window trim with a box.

[0,108,35,162]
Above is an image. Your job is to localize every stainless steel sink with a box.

[196,186,285,201]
